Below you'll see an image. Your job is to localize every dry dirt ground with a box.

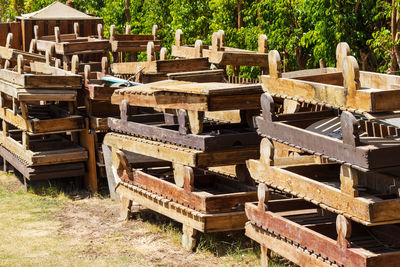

[0,173,290,267]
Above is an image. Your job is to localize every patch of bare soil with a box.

[56,196,222,266]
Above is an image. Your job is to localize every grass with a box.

[0,173,290,266]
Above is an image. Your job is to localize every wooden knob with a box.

[160,47,168,60]
[33,25,39,40]
[110,25,116,41]
[152,25,158,38]
[71,55,79,74]
[342,55,360,93]
[54,27,61,43]
[125,24,131,35]
[218,30,225,47]
[97,24,103,39]
[101,56,108,74]
[5,33,13,48]
[336,42,350,71]
[268,50,281,78]
[194,40,203,58]
[211,32,220,51]
[73,22,80,37]
[147,41,155,62]
[258,34,268,54]
[17,55,23,74]
[175,29,183,47]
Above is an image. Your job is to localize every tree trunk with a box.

[390,0,397,73]
[237,1,243,29]
[125,0,131,22]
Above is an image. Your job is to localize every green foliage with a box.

[1,0,399,75]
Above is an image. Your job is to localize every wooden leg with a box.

[340,165,359,197]
[2,120,9,137]
[336,214,352,249]
[187,110,204,134]
[3,158,7,172]
[260,245,272,267]
[182,224,197,251]
[22,132,29,150]
[120,196,132,221]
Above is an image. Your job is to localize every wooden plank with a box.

[107,116,261,151]
[103,132,259,167]
[116,182,249,233]
[256,115,400,170]
[80,129,98,192]
[125,169,256,213]
[245,223,331,267]
[247,160,400,225]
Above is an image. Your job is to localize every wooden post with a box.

[97,24,103,40]
[120,196,133,221]
[340,165,359,197]
[187,110,204,134]
[175,29,182,48]
[152,25,158,39]
[80,128,98,192]
[182,224,197,251]
[258,34,268,74]
[194,40,203,58]
[74,22,80,37]
[160,47,168,60]
[336,214,352,249]
[71,55,79,74]
[147,41,155,62]
[336,42,350,71]
[5,33,13,48]
[268,50,282,78]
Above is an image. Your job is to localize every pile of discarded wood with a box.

[245,43,400,267]
[4,16,400,266]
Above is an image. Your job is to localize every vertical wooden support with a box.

[84,64,91,88]
[2,120,9,137]
[342,56,361,107]
[5,33,13,48]
[80,127,98,192]
[258,34,268,74]
[33,25,39,40]
[160,47,168,60]
[74,22,80,37]
[260,245,272,267]
[55,58,61,69]
[211,32,220,51]
[97,24,103,39]
[101,56,108,74]
[187,110,204,134]
[340,165,359,197]
[218,30,225,48]
[283,99,300,114]
[336,42,350,71]
[54,27,61,43]
[45,50,51,68]
[152,25,158,39]
[268,50,282,78]
[319,58,325,68]
[22,132,29,150]
[177,109,189,135]
[194,40,203,58]
[120,196,133,221]
[17,55,23,74]
[336,215,352,249]
[110,25,116,41]
[261,93,275,122]
[125,25,131,35]
[71,55,79,74]
[147,41,155,62]
[259,138,275,166]
[12,98,19,116]
[182,224,197,251]
[340,111,360,147]
[173,163,194,191]
[175,29,182,48]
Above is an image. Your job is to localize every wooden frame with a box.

[0,145,84,182]
[247,151,400,225]
[110,24,161,53]
[245,198,400,267]
[256,92,400,170]
[117,181,250,250]
[104,132,259,168]
[171,29,268,68]
[0,128,87,166]
[108,114,260,151]
[116,157,256,213]
[35,24,110,56]
[263,43,400,113]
